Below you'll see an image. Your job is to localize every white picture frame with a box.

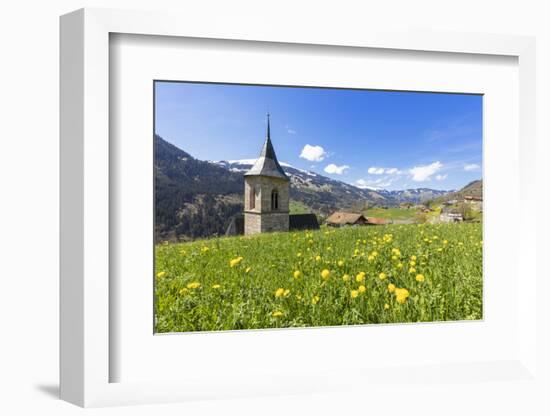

[60,8,538,408]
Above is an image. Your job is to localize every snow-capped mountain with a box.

[377,188,453,203]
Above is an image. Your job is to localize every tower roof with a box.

[244,114,289,181]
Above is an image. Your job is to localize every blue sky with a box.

[155,81,482,191]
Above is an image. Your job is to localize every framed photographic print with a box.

[60,8,539,408]
[152,81,484,334]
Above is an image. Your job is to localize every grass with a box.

[364,207,419,221]
[289,200,312,214]
[155,222,482,332]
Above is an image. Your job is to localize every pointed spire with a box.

[244,114,289,181]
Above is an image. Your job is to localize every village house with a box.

[225,114,319,236]
[325,211,387,227]
[440,206,463,223]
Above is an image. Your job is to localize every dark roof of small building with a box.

[244,115,289,181]
[325,211,367,225]
[289,213,320,230]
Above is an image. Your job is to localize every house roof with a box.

[244,114,289,181]
[325,211,366,225]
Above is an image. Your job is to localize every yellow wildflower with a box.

[272,310,284,317]
[408,267,416,274]
[156,271,167,279]
[358,285,366,293]
[355,272,366,282]
[293,270,302,279]
[384,303,390,310]
[275,288,285,298]
[211,284,221,289]
[179,288,189,295]
[379,272,387,280]
[409,260,416,267]
[315,255,321,262]
[415,274,425,282]
[245,267,252,273]
[312,295,320,305]
[395,288,410,304]
[229,256,243,267]
[337,260,344,267]
[321,269,331,280]
[283,289,290,297]
[387,283,396,293]
[397,262,403,269]
[350,290,359,298]
[297,252,302,257]
[342,274,350,282]
[187,281,201,289]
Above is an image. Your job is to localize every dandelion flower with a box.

[245,267,252,273]
[156,271,167,279]
[297,252,302,257]
[179,288,189,295]
[312,295,320,305]
[342,274,350,282]
[272,310,284,317]
[283,289,290,297]
[387,283,396,293]
[211,284,221,289]
[275,288,285,298]
[379,272,387,280]
[397,263,404,269]
[321,269,331,280]
[358,285,366,293]
[355,272,366,282]
[187,281,201,289]
[408,267,416,274]
[337,260,344,267]
[293,270,302,279]
[415,274,425,282]
[384,303,390,310]
[350,290,359,298]
[315,255,321,262]
[229,256,243,267]
[395,288,410,304]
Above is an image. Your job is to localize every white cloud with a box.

[285,125,296,134]
[367,167,385,175]
[355,177,397,190]
[299,144,327,162]
[464,163,481,171]
[409,161,443,182]
[385,168,401,175]
[435,174,448,181]
[368,166,401,175]
[324,163,350,175]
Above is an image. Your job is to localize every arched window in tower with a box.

[271,189,279,211]
[249,186,255,210]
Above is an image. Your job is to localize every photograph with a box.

[153,81,483,333]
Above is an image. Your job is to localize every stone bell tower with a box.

[244,114,290,235]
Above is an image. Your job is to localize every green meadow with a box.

[154,222,482,333]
